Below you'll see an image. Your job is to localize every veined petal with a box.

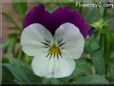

[31,56,75,78]
[54,23,85,59]
[53,58,75,78]
[31,56,54,78]
[21,23,53,56]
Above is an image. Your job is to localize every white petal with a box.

[21,23,53,56]
[53,58,75,78]
[31,55,54,78]
[54,23,85,59]
[31,56,75,78]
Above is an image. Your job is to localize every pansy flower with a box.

[21,4,89,78]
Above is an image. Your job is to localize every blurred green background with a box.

[1,0,114,85]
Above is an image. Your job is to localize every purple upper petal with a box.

[23,4,89,38]
[23,4,50,28]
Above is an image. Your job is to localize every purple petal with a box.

[23,4,50,28]
[45,7,89,37]
[23,4,89,38]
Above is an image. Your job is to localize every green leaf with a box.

[107,63,114,83]
[84,37,100,53]
[90,19,107,31]
[75,59,93,77]
[91,49,105,75]
[106,15,114,32]
[103,33,113,63]
[2,64,16,85]
[23,55,32,65]
[41,78,62,85]
[2,12,15,24]
[12,2,27,20]
[8,26,21,31]
[2,57,9,63]
[50,78,62,84]
[98,7,105,18]
[81,7,100,24]
[3,58,41,85]
[59,2,76,9]
[2,12,20,29]
[75,74,109,84]
[4,34,19,53]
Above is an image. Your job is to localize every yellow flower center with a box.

[49,45,60,57]
[42,39,65,59]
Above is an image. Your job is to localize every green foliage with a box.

[2,65,15,85]
[4,34,19,54]
[85,37,100,53]
[91,49,105,75]
[2,12,20,30]
[2,58,42,85]
[85,37,106,75]
[12,2,27,21]
[74,59,93,78]
[75,74,109,84]
[81,7,100,24]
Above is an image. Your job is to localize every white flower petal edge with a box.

[54,23,85,59]
[32,56,75,78]
[21,23,53,56]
